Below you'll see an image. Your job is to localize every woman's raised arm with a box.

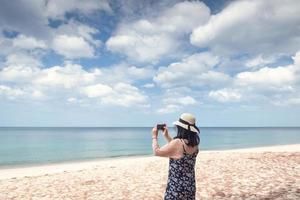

[162,126,173,143]
[152,139,178,157]
[152,126,178,157]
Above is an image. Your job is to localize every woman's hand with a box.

[162,124,173,143]
[152,126,158,138]
[162,125,169,137]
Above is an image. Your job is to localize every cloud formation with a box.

[209,89,242,103]
[154,52,229,88]
[45,0,111,19]
[107,1,210,63]
[0,0,299,125]
[191,0,300,56]
[0,60,149,107]
[52,35,95,58]
[208,51,300,105]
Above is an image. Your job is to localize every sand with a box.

[0,144,299,200]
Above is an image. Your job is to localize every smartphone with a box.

[157,124,166,131]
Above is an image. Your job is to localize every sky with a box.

[0,0,300,127]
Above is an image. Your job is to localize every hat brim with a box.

[173,121,199,133]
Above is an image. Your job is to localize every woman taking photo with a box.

[152,113,200,200]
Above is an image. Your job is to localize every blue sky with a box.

[0,0,300,127]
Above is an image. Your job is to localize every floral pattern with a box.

[164,140,199,200]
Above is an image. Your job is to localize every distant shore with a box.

[0,144,299,199]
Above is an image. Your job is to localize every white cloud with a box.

[62,82,149,108]
[0,85,45,100]
[0,62,101,88]
[101,83,149,107]
[106,1,210,63]
[178,96,198,106]
[0,61,101,88]
[154,52,229,88]
[232,57,300,102]
[5,53,42,68]
[0,85,25,99]
[52,35,95,58]
[45,0,112,19]
[293,51,300,66]
[157,87,199,114]
[106,33,175,63]
[191,0,300,55]
[12,34,47,49]
[157,1,210,33]
[235,66,296,87]
[98,63,155,84]
[0,65,39,83]
[245,54,279,68]
[55,21,102,47]
[164,96,197,106]
[33,63,100,88]
[0,60,150,108]
[209,88,242,102]
[208,51,300,104]
[0,0,110,40]
[0,53,43,85]
[0,2,104,60]
[81,84,113,98]
[157,104,180,114]
[235,51,300,93]
[127,66,155,79]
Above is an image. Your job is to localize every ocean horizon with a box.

[0,127,299,168]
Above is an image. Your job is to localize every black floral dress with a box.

[164,139,199,200]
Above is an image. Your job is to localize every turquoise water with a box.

[0,127,299,167]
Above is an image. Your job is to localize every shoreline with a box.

[0,153,154,170]
[0,155,155,180]
[0,143,299,170]
[0,143,299,180]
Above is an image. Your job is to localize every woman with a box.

[152,113,200,200]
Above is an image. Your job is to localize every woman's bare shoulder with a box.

[171,138,182,144]
[168,138,182,148]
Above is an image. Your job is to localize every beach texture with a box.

[0,144,299,200]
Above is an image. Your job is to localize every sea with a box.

[0,127,299,168]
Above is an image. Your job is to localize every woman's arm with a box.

[152,138,178,157]
[152,126,177,157]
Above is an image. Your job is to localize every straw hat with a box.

[173,113,199,133]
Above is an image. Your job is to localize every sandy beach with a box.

[0,144,299,200]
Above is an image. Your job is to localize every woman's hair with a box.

[173,125,200,147]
